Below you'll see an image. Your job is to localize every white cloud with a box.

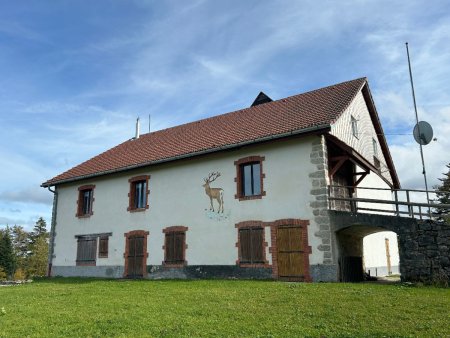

[0,186,53,205]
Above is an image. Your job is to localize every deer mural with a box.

[203,172,224,213]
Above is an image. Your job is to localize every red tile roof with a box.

[43,77,367,186]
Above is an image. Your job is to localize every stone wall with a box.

[309,136,338,281]
[399,220,450,283]
[330,211,450,283]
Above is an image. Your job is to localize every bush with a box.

[0,267,7,281]
[13,268,26,281]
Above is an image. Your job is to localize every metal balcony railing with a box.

[327,185,450,220]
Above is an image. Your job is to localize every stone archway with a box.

[336,224,396,282]
[330,210,450,283]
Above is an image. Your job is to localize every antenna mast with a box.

[406,42,430,207]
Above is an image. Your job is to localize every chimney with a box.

[135,117,140,139]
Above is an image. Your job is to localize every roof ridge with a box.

[43,77,370,187]
[138,77,367,140]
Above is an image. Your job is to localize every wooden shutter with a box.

[174,232,185,263]
[99,236,108,258]
[239,229,251,263]
[134,236,144,277]
[165,231,185,264]
[251,228,264,263]
[165,233,175,263]
[76,237,96,265]
[239,227,264,264]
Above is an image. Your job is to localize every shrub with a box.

[0,267,7,281]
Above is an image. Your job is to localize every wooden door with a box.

[126,235,145,278]
[277,225,305,279]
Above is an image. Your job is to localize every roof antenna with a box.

[135,117,140,139]
[406,42,430,211]
[149,114,151,133]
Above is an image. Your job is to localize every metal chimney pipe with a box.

[135,117,140,139]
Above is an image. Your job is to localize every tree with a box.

[0,227,16,278]
[27,218,49,277]
[11,225,30,271]
[27,236,49,277]
[29,217,49,245]
[434,163,450,224]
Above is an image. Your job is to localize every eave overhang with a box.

[42,123,331,188]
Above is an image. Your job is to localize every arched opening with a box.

[364,231,400,279]
[336,225,400,282]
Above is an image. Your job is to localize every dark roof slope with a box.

[43,77,367,187]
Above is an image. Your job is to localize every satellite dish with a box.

[413,121,433,145]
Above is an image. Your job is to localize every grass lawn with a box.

[0,279,449,337]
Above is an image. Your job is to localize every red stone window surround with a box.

[76,185,95,218]
[235,221,269,268]
[234,156,266,201]
[127,175,150,212]
[123,230,149,278]
[162,226,188,268]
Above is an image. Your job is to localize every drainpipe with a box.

[47,186,58,277]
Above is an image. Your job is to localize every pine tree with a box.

[27,218,49,277]
[434,163,450,224]
[29,217,49,245]
[27,236,49,277]
[11,225,30,273]
[0,227,16,278]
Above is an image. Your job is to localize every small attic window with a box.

[251,92,273,107]
[351,116,359,138]
[372,138,378,157]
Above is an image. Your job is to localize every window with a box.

[234,156,266,200]
[242,163,261,196]
[163,226,188,267]
[351,116,358,138]
[76,236,97,266]
[372,138,378,157]
[76,185,95,217]
[98,236,109,258]
[238,227,265,265]
[128,175,150,212]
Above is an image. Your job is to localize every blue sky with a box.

[0,0,449,230]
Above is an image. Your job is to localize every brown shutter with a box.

[174,232,185,263]
[251,228,264,263]
[165,231,185,264]
[99,236,108,258]
[239,229,251,263]
[165,233,174,263]
[76,237,97,265]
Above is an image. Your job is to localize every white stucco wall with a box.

[363,232,400,272]
[52,136,324,268]
[330,90,393,186]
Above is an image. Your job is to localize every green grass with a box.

[0,279,449,337]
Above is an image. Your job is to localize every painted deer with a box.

[202,172,224,213]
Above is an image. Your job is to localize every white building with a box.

[42,77,400,282]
